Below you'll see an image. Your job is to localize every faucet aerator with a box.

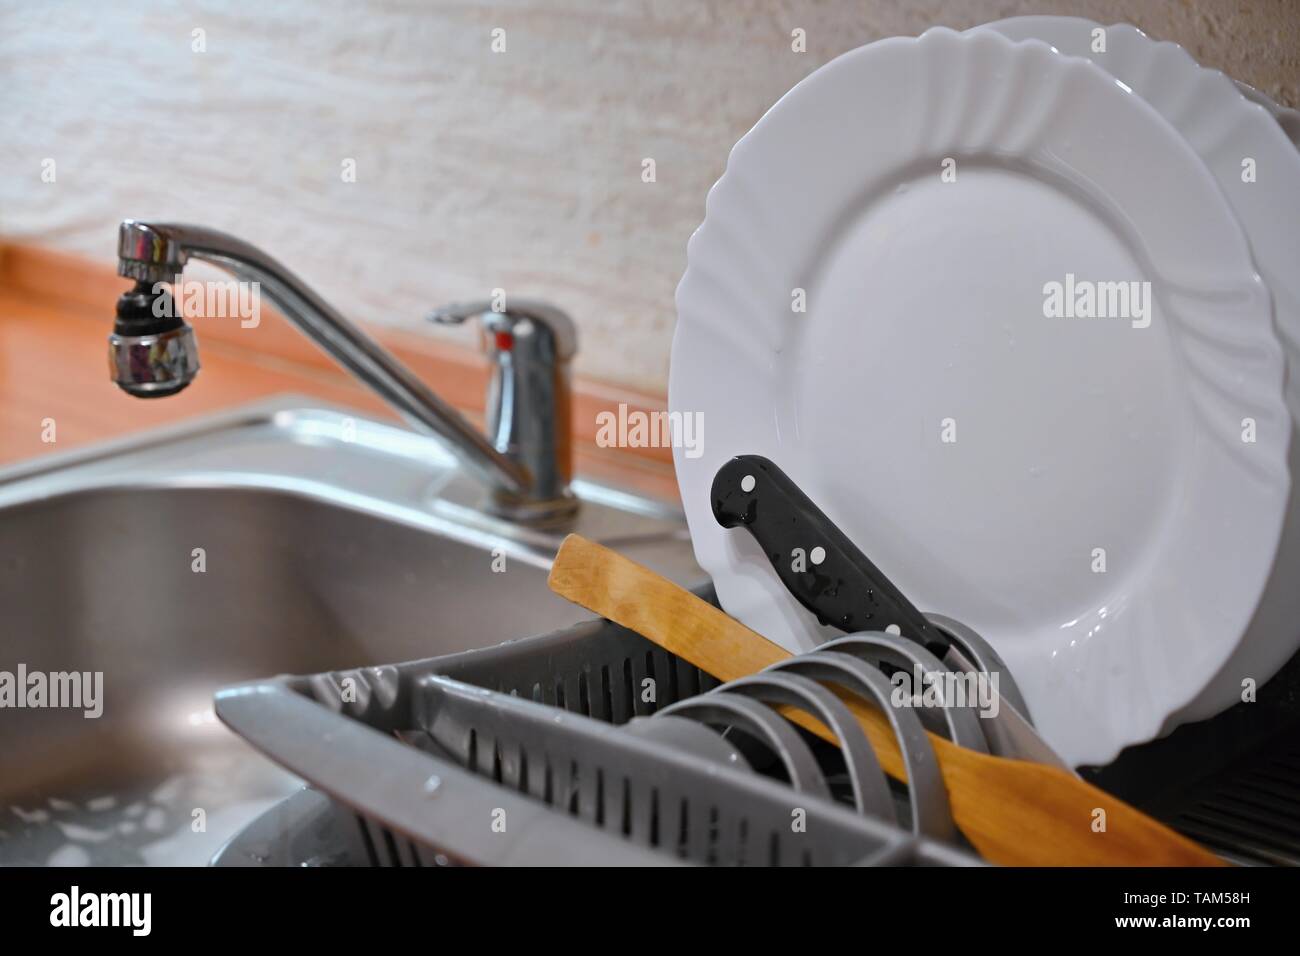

[108,280,201,399]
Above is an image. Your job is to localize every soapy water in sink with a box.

[0,708,304,866]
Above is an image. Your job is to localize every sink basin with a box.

[0,397,701,865]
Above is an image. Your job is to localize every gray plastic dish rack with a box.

[214,588,981,867]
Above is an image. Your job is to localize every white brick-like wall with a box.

[1,0,1296,392]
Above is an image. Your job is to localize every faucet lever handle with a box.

[428,299,577,361]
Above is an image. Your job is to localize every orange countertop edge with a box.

[0,242,681,503]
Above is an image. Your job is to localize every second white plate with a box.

[977,15,1300,739]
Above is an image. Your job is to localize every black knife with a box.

[710,454,949,658]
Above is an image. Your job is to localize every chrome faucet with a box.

[109,220,578,521]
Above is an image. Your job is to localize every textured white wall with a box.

[1,0,1297,392]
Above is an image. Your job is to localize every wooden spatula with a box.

[548,533,1223,867]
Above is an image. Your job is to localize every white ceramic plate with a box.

[1233,80,1300,149]
[670,28,1291,766]
[977,17,1300,736]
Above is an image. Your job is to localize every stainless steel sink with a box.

[0,396,701,865]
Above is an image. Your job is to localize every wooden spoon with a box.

[548,533,1223,867]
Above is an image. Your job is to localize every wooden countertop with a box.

[0,243,680,502]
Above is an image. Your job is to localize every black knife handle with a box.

[710,454,948,657]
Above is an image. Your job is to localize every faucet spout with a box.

[110,220,576,520]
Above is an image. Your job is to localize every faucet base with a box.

[486,487,580,525]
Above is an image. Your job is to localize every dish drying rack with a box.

[215,581,1300,867]
[214,586,987,867]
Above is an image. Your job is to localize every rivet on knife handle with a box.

[711,454,948,657]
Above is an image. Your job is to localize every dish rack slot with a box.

[425,616,722,723]
[490,649,717,722]
[355,816,441,868]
